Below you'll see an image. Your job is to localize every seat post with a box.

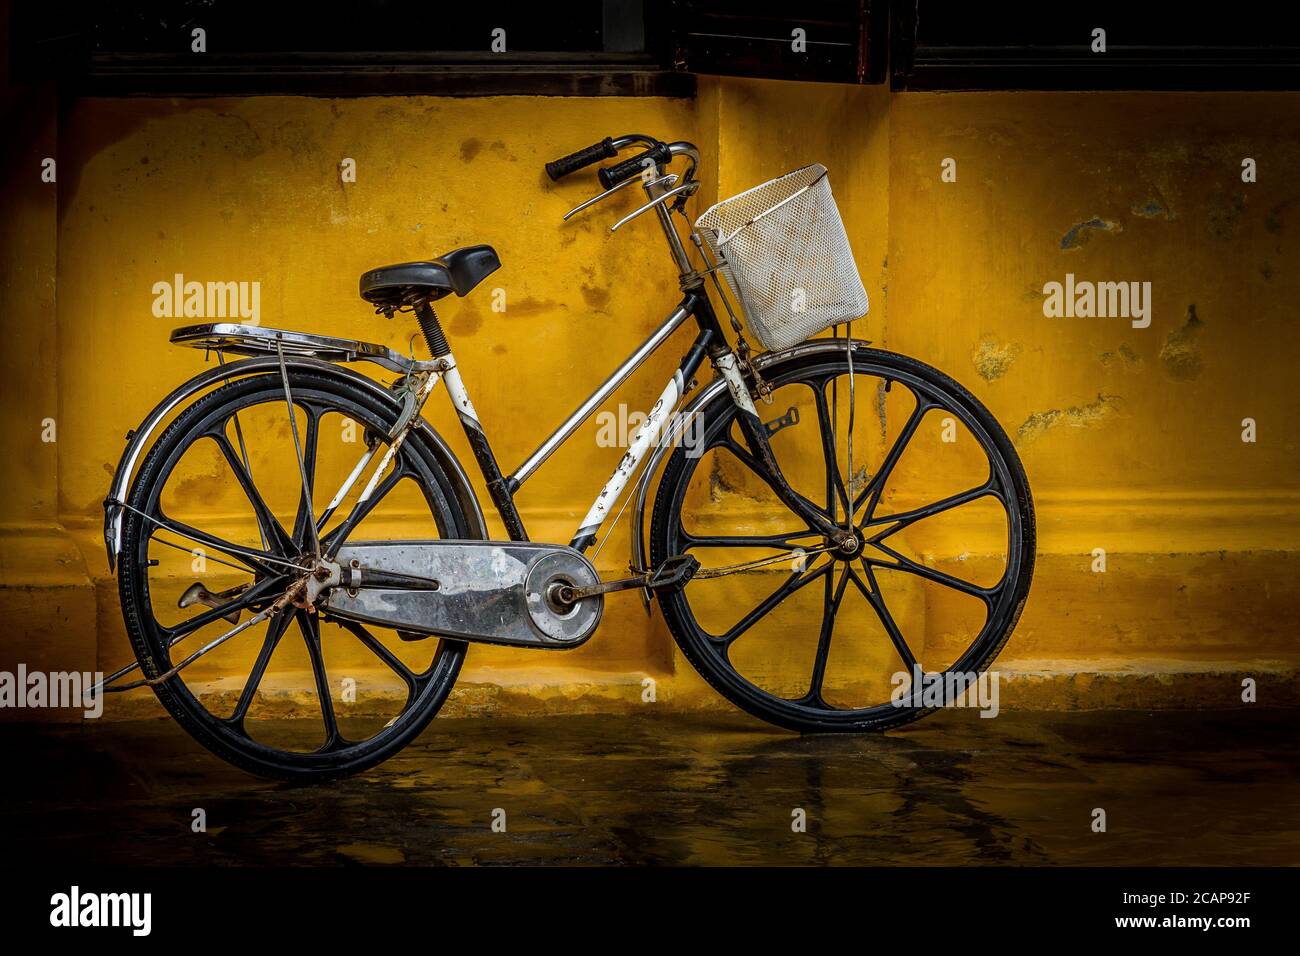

[412,299,451,358]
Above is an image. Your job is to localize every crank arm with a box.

[558,555,699,602]
[557,576,645,601]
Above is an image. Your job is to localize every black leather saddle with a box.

[359,244,501,308]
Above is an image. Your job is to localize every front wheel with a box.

[650,343,1035,733]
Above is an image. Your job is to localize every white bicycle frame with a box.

[403,290,754,555]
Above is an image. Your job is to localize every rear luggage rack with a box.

[170,322,445,374]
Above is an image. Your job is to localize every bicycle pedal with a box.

[646,554,700,592]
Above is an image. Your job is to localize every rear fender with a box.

[103,356,486,571]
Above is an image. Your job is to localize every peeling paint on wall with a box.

[708,457,740,503]
[1099,343,1144,371]
[1017,393,1123,444]
[1060,217,1122,250]
[972,335,1023,382]
[1206,191,1247,241]
[1159,305,1205,381]
[581,284,612,312]
[1131,198,1173,220]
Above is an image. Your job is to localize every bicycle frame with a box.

[413,169,841,557]
[440,292,714,553]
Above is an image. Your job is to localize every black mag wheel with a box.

[651,343,1035,732]
[119,369,477,780]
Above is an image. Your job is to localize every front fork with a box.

[714,352,848,542]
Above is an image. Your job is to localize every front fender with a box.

[103,356,486,572]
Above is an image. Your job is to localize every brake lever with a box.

[562,175,641,222]
[609,180,697,233]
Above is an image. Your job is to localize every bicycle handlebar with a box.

[597,142,673,190]
[547,135,702,231]
[546,133,694,189]
[544,137,618,181]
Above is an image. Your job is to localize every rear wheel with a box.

[651,343,1035,732]
[119,369,477,780]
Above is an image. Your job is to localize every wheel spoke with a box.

[226,608,294,728]
[276,344,324,556]
[209,431,293,555]
[805,565,851,703]
[812,382,852,521]
[226,405,265,550]
[722,436,829,526]
[853,394,930,521]
[718,560,831,648]
[154,515,288,577]
[291,405,323,549]
[323,466,405,557]
[849,563,918,672]
[864,480,999,540]
[298,610,342,750]
[868,541,996,606]
[335,619,420,706]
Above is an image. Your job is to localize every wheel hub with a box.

[300,556,342,609]
[827,529,863,561]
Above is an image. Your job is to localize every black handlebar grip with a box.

[545,137,618,181]
[597,143,671,191]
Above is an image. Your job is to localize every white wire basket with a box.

[695,164,869,352]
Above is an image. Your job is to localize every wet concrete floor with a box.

[2,709,1296,866]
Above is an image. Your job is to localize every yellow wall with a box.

[887,92,1300,666]
[3,74,1298,718]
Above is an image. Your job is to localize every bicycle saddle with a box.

[359,244,501,308]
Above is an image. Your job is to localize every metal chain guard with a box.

[326,541,604,649]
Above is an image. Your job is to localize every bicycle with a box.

[100,132,1036,779]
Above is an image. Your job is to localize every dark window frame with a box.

[891,1,1300,92]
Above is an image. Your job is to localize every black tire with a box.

[650,343,1035,733]
[119,369,477,780]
